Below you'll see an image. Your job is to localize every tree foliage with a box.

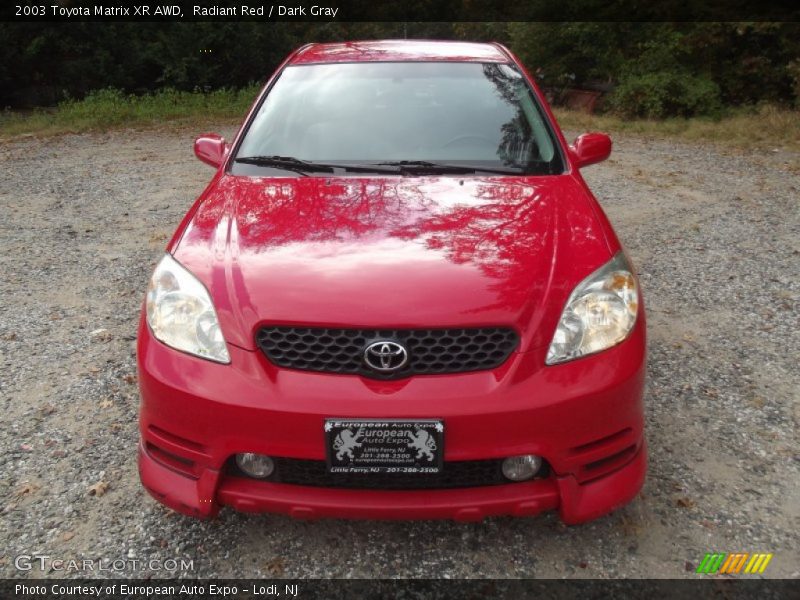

[0,21,797,117]
[509,22,799,116]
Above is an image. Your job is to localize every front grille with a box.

[228,457,549,490]
[255,326,519,379]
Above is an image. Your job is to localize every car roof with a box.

[290,40,510,65]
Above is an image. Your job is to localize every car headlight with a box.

[546,252,639,365]
[145,254,230,364]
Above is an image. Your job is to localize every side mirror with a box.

[194,133,228,168]
[569,133,612,169]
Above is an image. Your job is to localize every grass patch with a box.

[554,105,800,152]
[0,86,261,137]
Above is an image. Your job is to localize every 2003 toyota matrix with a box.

[138,40,646,523]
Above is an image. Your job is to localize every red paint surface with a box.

[291,40,510,65]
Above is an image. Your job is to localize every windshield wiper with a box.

[234,155,334,175]
[235,155,402,175]
[375,160,528,175]
[234,156,546,176]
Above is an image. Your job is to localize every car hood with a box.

[173,174,613,352]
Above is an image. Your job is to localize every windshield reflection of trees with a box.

[482,63,538,168]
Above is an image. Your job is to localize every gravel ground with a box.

[0,127,798,579]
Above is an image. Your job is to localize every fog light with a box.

[502,455,542,482]
[235,453,275,478]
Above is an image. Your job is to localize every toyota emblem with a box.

[363,340,409,372]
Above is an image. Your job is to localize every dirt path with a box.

[0,128,797,578]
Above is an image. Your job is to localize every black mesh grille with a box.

[255,326,519,379]
[229,457,549,490]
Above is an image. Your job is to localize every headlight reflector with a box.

[146,254,230,363]
[546,252,638,364]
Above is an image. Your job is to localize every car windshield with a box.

[233,62,564,175]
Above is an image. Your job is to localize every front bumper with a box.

[139,440,646,523]
[137,316,646,524]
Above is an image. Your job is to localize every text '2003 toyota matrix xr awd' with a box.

[138,40,647,523]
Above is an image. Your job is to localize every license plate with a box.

[325,419,444,474]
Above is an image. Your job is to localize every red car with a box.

[138,40,646,524]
